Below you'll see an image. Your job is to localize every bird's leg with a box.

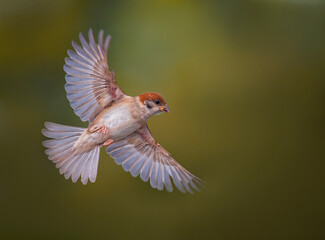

[98,125,109,134]
[89,125,109,134]
[103,139,114,146]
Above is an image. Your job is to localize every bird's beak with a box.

[160,105,170,113]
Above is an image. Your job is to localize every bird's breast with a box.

[95,101,145,141]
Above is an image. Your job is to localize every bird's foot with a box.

[103,139,114,146]
[93,125,109,134]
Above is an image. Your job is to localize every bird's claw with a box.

[94,125,109,134]
[103,139,114,146]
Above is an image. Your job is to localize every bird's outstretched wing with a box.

[106,125,204,193]
[64,29,126,122]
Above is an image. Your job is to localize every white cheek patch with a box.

[146,102,153,109]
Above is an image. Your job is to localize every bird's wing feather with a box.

[106,124,204,193]
[64,29,126,122]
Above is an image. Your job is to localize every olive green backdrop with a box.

[0,0,324,239]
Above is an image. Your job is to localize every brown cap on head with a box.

[138,92,166,105]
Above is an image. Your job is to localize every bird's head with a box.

[138,92,170,116]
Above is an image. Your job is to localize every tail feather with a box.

[42,122,100,185]
[63,152,86,180]
[72,151,91,183]
[44,122,85,132]
[89,147,100,183]
[42,129,81,139]
[45,141,74,156]
[43,136,79,149]
[81,148,99,184]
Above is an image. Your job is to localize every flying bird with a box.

[42,29,204,193]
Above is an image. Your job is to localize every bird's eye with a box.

[154,99,161,105]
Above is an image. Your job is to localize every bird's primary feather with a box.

[64,29,125,122]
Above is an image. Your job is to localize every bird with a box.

[41,29,204,193]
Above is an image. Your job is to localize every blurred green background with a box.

[0,0,324,239]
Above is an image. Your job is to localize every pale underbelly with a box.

[73,101,146,153]
[88,107,143,145]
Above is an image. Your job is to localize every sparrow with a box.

[42,29,204,193]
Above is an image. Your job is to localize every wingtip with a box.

[41,128,47,136]
[79,32,85,40]
[195,177,207,189]
[64,57,70,65]
[71,40,82,49]
[41,140,48,148]
[104,35,112,52]
[63,64,69,73]
[67,49,73,55]
[88,28,94,36]
[44,122,52,129]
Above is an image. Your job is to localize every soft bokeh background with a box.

[0,0,324,239]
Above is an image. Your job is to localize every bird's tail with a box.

[42,122,100,185]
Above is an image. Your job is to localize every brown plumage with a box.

[42,29,204,193]
[138,92,166,105]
